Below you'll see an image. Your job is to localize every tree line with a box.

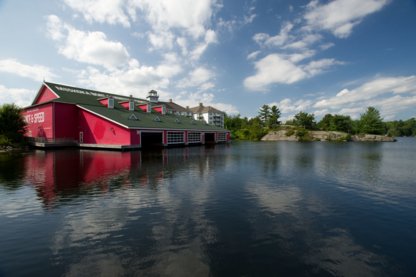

[225,105,416,140]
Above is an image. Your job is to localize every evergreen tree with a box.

[266,105,281,129]
[258,105,271,125]
[359,107,384,135]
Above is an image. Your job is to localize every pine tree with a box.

[258,105,271,125]
[359,107,384,135]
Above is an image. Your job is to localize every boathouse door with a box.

[79,132,83,143]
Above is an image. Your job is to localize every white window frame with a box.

[129,100,134,111]
[217,132,226,141]
[187,132,201,143]
[108,97,114,108]
[167,131,185,144]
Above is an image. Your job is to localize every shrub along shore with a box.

[225,106,414,141]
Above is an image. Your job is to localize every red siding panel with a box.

[54,103,78,139]
[34,87,58,104]
[78,109,131,145]
[130,130,141,145]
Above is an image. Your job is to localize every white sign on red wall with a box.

[25,112,44,123]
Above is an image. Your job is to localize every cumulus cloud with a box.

[314,76,416,109]
[253,22,293,47]
[247,51,261,60]
[314,109,329,116]
[268,98,312,114]
[0,59,59,81]
[244,54,343,91]
[64,0,131,27]
[304,0,389,38]
[0,85,37,107]
[130,0,221,39]
[45,15,130,69]
[63,0,220,60]
[307,75,416,120]
[189,29,218,60]
[244,54,307,90]
[77,56,182,98]
[174,90,238,115]
[176,67,215,88]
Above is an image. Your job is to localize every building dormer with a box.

[98,97,114,108]
[153,105,166,114]
[119,99,135,111]
[147,90,159,103]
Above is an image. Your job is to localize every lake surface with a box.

[0,138,415,277]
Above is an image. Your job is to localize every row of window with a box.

[166,132,227,144]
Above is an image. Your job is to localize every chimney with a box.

[129,95,132,98]
[186,106,189,109]
[169,99,172,102]
[199,103,203,107]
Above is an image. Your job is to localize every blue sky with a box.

[0,0,415,121]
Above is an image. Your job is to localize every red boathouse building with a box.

[24,82,230,149]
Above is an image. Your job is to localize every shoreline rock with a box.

[261,130,395,142]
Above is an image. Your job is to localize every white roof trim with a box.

[31,82,60,105]
[128,114,138,120]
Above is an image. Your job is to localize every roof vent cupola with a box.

[147,90,159,103]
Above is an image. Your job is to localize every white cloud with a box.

[244,54,343,91]
[0,59,59,81]
[304,0,389,38]
[64,0,131,27]
[247,51,261,60]
[175,90,238,114]
[285,50,316,63]
[281,33,322,50]
[314,109,329,116]
[244,14,257,24]
[0,85,36,107]
[176,67,215,88]
[148,31,175,49]
[45,15,130,69]
[252,33,269,44]
[302,58,344,75]
[314,76,416,109]
[267,98,312,114]
[189,29,218,60]
[244,54,307,90]
[130,0,221,39]
[78,57,182,98]
[319,42,335,50]
[176,37,188,55]
[253,22,293,47]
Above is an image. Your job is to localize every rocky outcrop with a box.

[351,134,395,142]
[261,129,395,142]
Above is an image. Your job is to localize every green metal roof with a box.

[33,82,228,131]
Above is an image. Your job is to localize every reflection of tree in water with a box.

[0,151,28,191]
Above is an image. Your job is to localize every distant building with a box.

[189,103,225,128]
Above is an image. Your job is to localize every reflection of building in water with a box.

[22,146,231,209]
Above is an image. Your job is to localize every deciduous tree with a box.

[0,103,27,143]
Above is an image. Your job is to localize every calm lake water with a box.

[0,138,415,277]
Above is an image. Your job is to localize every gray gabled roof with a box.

[28,82,229,132]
